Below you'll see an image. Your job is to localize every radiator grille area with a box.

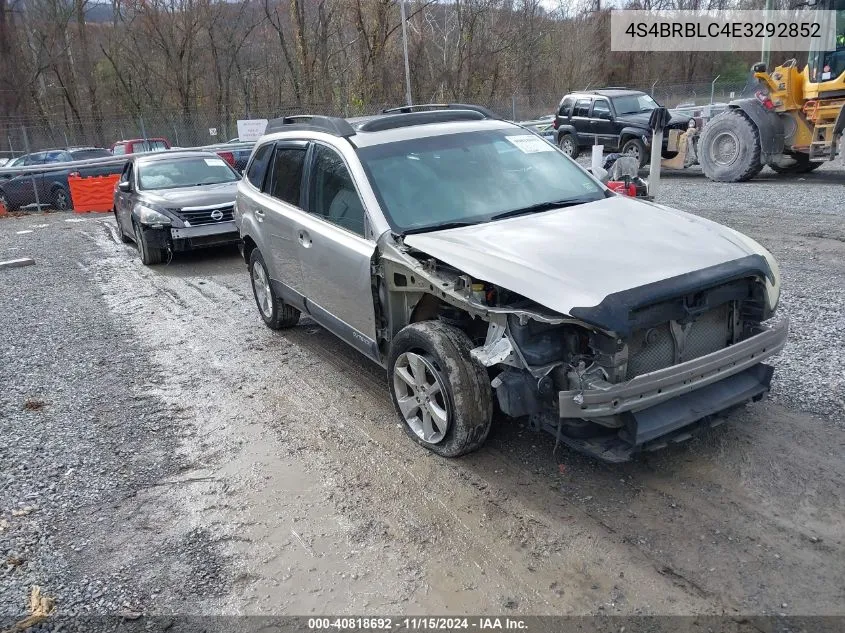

[626,303,731,379]
[169,204,234,226]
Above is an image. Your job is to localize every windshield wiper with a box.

[489,197,595,221]
[403,220,483,235]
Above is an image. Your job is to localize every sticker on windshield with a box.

[505,134,555,154]
[204,158,227,167]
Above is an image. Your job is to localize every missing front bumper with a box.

[540,363,774,463]
[558,318,788,419]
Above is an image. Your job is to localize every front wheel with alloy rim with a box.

[621,138,647,167]
[558,134,579,159]
[248,249,300,329]
[134,222,165,265]
[388,321,493,457]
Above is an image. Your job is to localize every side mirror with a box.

[118,181,131,193]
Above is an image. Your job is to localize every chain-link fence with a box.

[0,79,757,159]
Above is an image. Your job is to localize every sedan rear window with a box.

[137,157,239,191]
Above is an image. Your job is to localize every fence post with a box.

[512,95,517,121]
[21,125,30,152]
[710,75,720,105]
[139,116,147,140]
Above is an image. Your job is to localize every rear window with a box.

[573,99,591,117]
[112,144,126,156]
[558,97,574,117]
[268,147,306,206]
[70,149,111,160]
[246,143,273,188]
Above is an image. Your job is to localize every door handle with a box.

[255,208,264,222]
[298,230,312,248]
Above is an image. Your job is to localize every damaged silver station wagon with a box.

[234,104,788,462]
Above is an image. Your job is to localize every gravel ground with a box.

[0,163,843,630]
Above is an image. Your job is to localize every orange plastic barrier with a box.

[68,173,121,213]
[0,201,6,217]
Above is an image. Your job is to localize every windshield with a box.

[356,128,605,233]
[137,157,239,191]
[613,93,659,115]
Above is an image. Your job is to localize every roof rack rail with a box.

[265,114,356,138]
[381,103,495,118]
[356,109,491,133]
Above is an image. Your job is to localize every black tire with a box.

[769,155,824,174]
[558,134,579,159]
[0,189,17,212]
[114,210,132,243]
[698,109,763,182]
[388,321,493,458]
[134,221,165,265]
[248,248,300,329]
[621,137,647,167]
[51,186,71,211]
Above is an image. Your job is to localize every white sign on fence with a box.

[209,127,218,136]
[237,119,269,142]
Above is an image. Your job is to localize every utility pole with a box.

[762,0,773,67]
[399,0,412,106]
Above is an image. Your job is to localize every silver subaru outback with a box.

[234,105,787,463]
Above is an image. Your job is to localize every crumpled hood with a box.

[403,196,774,326]
[142,181,238,209]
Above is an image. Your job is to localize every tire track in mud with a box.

[85,218,845,615]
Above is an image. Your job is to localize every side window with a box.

[24,153,45,166]
[309,145,366,236]
[112,144,126,156]
[592,99,612,120]
[268,147,306,206]
[245,143,272,188]
[149,141,167,151]
[558,97,574,117]
[573,99,591,117]
[119,162,132,185]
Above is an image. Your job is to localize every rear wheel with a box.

[769,155,824,174]
[558,134,579,159]
[621,138,647,167]
[249,249,300,329]
[114,210,131,243]
[699,109,763,182]
[388,321,493,457]
[51,186,71,211]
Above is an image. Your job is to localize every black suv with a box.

[553,89,691,166]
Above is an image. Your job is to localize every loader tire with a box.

[699,109,763,182]
[769,155,824,174]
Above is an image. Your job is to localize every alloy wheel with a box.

[251,260,273,318]
[392,352,450,444]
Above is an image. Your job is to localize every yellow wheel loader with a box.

[697,0,845,181]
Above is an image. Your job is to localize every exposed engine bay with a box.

[376,237,788,462]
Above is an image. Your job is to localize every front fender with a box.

[619,126,649,145]
[728,98,785,160]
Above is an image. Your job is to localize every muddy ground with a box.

[1,166,844,628]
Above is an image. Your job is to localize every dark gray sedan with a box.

[113,151,241,265]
